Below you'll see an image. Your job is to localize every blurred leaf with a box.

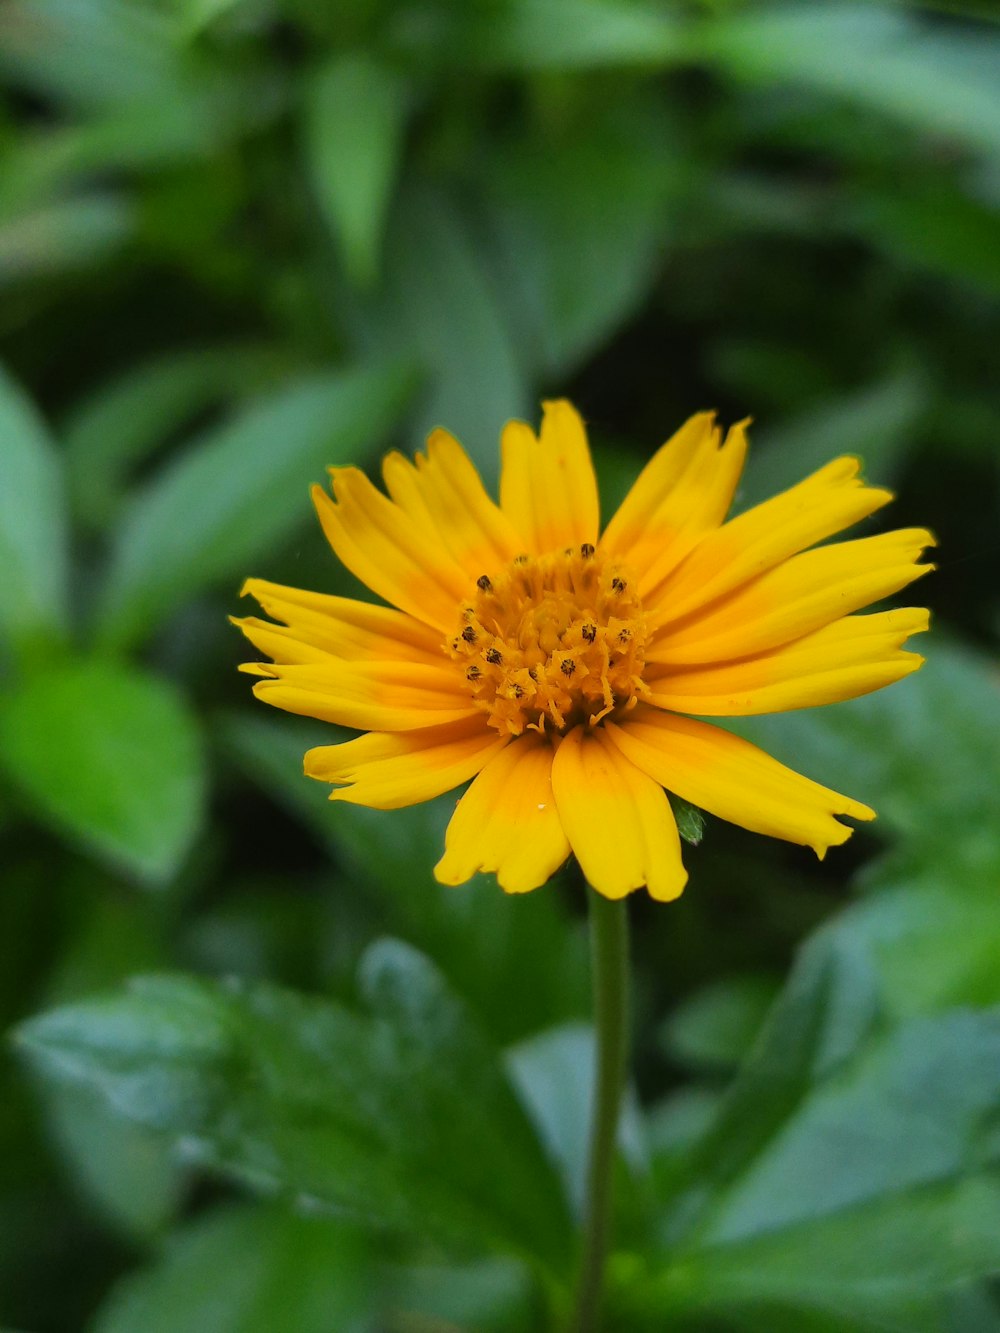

[0,861,56,1027]
[0,661,205,886]
[387,1258,539,1333]
[172,0,247,38]
[34,889,182,1239]
[335,803,590,1045]
[0,97,239,218]
[674,1020,1000,1312]
[304,53,409,288]
[483,110,675,376]
[181,885,343,992]
[219,711,590,1047]
[395,0,683,72]
[731,638,1000,877]
[646,1087,726,1204]
[852,176,1000,295]
[0,364,68,661]
[623,918,1000,1325]
[43,1084,182,1240]
[17,943,575,1274]
[341,186,527,485]
[700,5,1000,158]
[661,974,780,1072]
[93,363,414,651]
[0,194,134,286]
[701,170,833,248]
[835,869,1000,1021]
[506,1023,646,1220]
[0,0,192,110]
[735,372,926,512]
[216,713,337,848]
[63,343,294,531]
[661,921,882,1222]
[940,1288,1000,1333]
[92,1205,372,1333]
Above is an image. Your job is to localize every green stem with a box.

[570,890,630,1333]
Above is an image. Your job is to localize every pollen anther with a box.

[448,547,647,737]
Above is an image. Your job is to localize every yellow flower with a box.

[235,402,933,902]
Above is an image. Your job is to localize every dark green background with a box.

[1,1,999,1329]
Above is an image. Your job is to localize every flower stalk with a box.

[571,889,630,1332]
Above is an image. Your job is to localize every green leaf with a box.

[397,0,684,72]
[92,1205,372,1333]
[171,0,247,39]
[699,5,1000,158]
[506,1023,646,1220]
[669,1030,1000,1314]
[0,193,133,286]
[734,373,926,513]
[0,363,69,660]
[42,1084,182,1240]
[93,364,413,650]
[661,974,780,1072]
[833,868,1000,1022]
[387,1258,537,1333]
[30,890,182,1238]
[730,638,1000,877]
[624,922,1000,1325]
[17,945,575,1274]
[0,661,205,886]
[670,798,705,848]
[219,712,590,1047]
[646,1087,726,1203]
[656,1172,1000,1326]
[662,922,882,1215]
[63,343,294,531]
[339,803,589,1045]
[340,186,527,486]
[304,53,408,288]
[851,176,1000,295]
[482,109,675,376]
[0,0,189,110]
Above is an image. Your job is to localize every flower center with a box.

[447,544,649,737]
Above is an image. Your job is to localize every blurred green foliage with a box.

[2,0,999,1329]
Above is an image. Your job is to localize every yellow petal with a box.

[645,456,893,621]
[381,428,522,579]
[500,400,599,555]
[240,578,444,660]
[305,718,508,810]
[648,528,935,663]
[550,727,687,902]
[647,608,930,715]
[605,708,874,858]
[313,469,469,631]
[233,613,446,672]
[434,736,571,893]
[250,659,477,731]
[233,616,334,666]
[601,415,749,595]
[600,412,715,553]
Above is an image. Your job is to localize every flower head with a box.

[235,403,933,901]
